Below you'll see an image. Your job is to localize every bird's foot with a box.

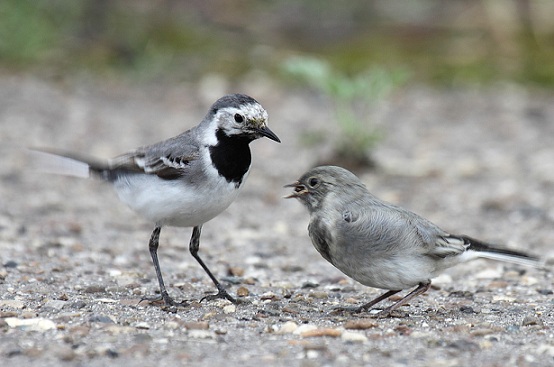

[329,305,362,315]
[370,308,409,319]
[200,286,237,304]
[139,293,189,309]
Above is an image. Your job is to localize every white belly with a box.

[113,173,242,227]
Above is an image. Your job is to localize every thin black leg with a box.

[144,226,187,307]
[375,282,431,318]
[357,289,401,312]
[189,225,236,303]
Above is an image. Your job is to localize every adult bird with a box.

[34,94,280,307]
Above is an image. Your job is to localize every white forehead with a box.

[220,103,268,121]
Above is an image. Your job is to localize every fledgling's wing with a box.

[335,196,448,257]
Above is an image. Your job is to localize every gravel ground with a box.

[0,75,553,366]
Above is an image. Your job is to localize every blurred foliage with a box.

[0,0,553,86]
[283,56,408,169]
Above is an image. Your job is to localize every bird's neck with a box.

[209,129,252,187]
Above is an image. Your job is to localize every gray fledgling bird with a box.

[33,94,280,307]
[286,165,540,317]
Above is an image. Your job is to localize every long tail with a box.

[460,235,542,268]
[29,148,111,180]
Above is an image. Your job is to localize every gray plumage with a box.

[286,165,540,317]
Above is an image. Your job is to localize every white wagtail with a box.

[34,94,280,307]
[286,165,540,317]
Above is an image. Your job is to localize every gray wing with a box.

[108,131,201,180]
[336,196,464,258]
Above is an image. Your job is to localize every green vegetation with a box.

[282,56,408,169]
[0,0,552,86]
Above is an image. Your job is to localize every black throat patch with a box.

[209,129,252,186]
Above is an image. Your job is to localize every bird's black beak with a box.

[283,181,308,199]
[256,126,281,143]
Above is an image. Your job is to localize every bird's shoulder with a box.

[110,130,202,180]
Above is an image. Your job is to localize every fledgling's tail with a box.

[29,148,110,180]
[461,235,542,268]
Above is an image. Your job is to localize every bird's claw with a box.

[200,287,237,304]
[139,294,189,308]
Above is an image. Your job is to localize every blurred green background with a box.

[1,0,553,86]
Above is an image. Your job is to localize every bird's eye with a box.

[234,113,244,123]
[308,177,319,187]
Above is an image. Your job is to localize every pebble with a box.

[5,317,56,331]
[293,324,318,335]
[521,316,543,327]
[341,331,368,343]
[223,304,236,314]
[43,300,67,311]
[134,322,150,329]
[344,319,379,330]
[475,268,503,279]
[236,286,249,297]
[188,329,215,339]
[184,321,210,330]
[84,285,106,294]
[89,314,115,324]
[0,300,25,309]
[300,328,342,338]
[308,291,328,299]
[276,321,298,334]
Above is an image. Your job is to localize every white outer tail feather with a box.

[30,150,90,179]
[464,250,543,269]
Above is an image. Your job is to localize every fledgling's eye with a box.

[308,177,319,187]
[234,113,244,123]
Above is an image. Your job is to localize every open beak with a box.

[256,126,281,143]
[284,181,308,199]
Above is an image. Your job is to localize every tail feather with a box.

[460,235,542,268]
[29,148,109,180]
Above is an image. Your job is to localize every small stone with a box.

[0,311,18,318]
[56,346,77,361]
[459,306,476,314]
[475,268,503,279]
[301,281,319,289]
[4,260,18,268]
[43,300,67,311]
[260,292,280,301]
[84,285,106,294]
[276,321,298,334]
[344,319,379,330]
[300,328,342,338]
[134,322,150,330]
[89,314,115,323]
[184,321,209,330]
[308,291,328,299]
[21,311,37,319]
[470,328,495,337]
[488,281,508,288]
[236,286,249,297]
[341,331,368,343]
[522,316,543,327]
[293,324,318,335]
[228,266,245,277]
[223,304,236,314]
[0,300,25,309]
[5,317,56,331]
[188,329,215,339]
[537,289,553,295]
